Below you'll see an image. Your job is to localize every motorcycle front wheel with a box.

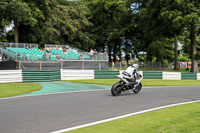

[111,82,123,96]
[133,83,142,94]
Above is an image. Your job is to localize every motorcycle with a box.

[111,70,143,96]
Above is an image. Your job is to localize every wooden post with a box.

[19,61,21,69]
[99,61,101,70]
[112,61,114,70]
[82,61,84,70]
[40,60,42,71]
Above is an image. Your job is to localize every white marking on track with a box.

[51,100,200,133]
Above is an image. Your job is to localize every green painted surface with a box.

[21,81,111,96]
[95,70,119,79]
[143,71,162,79]
[181,72,197,80]
[22,70,61,82]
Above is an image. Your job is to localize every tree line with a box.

[0,0,199,72]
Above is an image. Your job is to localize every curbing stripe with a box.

[51,100,200,133]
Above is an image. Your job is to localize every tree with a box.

[160,0,185,70]
[3,0,42,43]
[182,0,200,72]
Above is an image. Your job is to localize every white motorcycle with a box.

[111,70,143,96]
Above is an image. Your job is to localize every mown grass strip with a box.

[0,83,42,98]
[65,101,200,133]
[67,79,200,87]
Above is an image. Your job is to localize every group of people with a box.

[89,48,108,60]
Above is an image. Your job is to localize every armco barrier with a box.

[143,71,162,79]
[22,70,61,82]
[61,69,94,80]
[95,70,119,79]
[181,72,197,80]
[0,70,22,83]
[162,72,181,80]
[1,70,200,83]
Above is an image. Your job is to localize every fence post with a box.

[99,61,101,70]
[82,61,84,70]
[61,60,63,69]
[40,60,42,71]
[19,61,21,69]
[120,62,122,70]
[112,61,114,70]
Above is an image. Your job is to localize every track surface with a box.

[0,85,200,133]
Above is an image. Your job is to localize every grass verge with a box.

[65,101,200,133]
[0,83,42,98]
[67,79,200,87]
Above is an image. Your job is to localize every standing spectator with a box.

[93,49,98,60]
[23,53,27,61]
[103,49,108,60]
[49,52,52,61]
[43,52,47,61]
[2,44,7,60]
[89,48,94,60]
[56,53,60,60]
[17,52,21,60]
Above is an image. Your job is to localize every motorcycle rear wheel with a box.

[111,83,122,96]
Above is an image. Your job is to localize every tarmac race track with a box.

[0,83,200,133]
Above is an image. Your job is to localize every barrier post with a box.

[112,61,114,70]
[82,61,84,70]
[99,61,101,70]
[61,60,63,69]
[19,61,21,69]
[40,60,42,71]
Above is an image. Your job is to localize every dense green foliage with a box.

[0,0,199,71]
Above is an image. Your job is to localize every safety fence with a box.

[0,70,22,83]
[22,70,61,82]
[0,70,200,83]
[94,70,119,79]
[61,69,94,80]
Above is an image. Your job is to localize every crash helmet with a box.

[132,64,139,69]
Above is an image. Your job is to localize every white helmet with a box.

[132,64,138,68]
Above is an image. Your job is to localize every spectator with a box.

[93,49,98,60]
[25,46,29,50]
[3,44,6,49]
[63,48,68,54]
[17,52,21,60]
[23,53,27,61]
[46,47,49,53]
[43,52,47,61]
[89,48,94,60]
[103,49,108,60]
[89,48,94,55]
[49,52,52,61]
[56,53,60,60]
[2,44,7,60]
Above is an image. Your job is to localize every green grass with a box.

[66,101,200,133]
[0,83,42,98]
[67,79,200,87]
